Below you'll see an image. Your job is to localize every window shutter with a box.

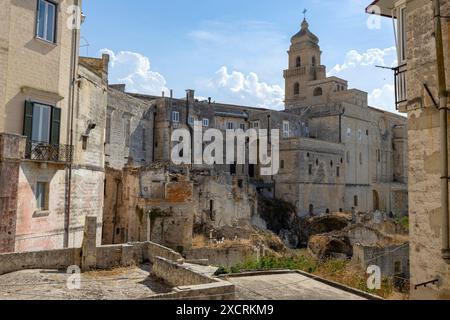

[23,101,34,141]
[50,107,61,145]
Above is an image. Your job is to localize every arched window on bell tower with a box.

[312,56,316,66]
[296,56,301,67]
[313,87,323,96]
[294,83,300,95]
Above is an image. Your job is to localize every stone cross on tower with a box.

[303,8,307,19]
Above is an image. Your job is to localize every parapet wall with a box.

[151,256,235,300]
[0,248,82,275]
[0,241,184,276]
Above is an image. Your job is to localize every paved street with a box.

[227,272,367,300]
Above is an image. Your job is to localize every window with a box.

[23,102,60,145]
[347,128,352,137]
[280,160,285,169]
[227,122,234,130]
[172,111,180,123]
[358,129,363,141]
[294,83,300,95]
[36,0,56,43]
[82,135,88,150]
[32,104,52,143]
[124,118,131,147]
[397,5,407,63]
[359,152,363,165]
[312,56,316,66]
[251,121,260,129]
[188,115,194,125]
[202,118,209,127]
[346,151,350,164]
[354,195,359,207]
[313,87,323,96]
[105,110,112,144]
[296,56,301,67]
[283,121,290,138]
[394,261,402,274]
[240,123,245,131]
[209,200,215,221]
[36,182,49,211]
[309,164,313,175]
[336,166,340,177]
[230,163,236,175]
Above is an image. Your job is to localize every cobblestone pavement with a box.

[0,264,172,300]
[227,273,367,300]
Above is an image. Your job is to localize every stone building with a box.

[0,0,106,253]
[100,16,409,248]
[367,0,450,299]
[251,18,408,217]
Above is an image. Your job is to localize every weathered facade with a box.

[0,0,106,253]
[100,16,408,249]
[367,0,450,300]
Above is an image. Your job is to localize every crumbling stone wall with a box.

[102,165,195,252]
[0,134,25,253]
[106,87,154,170]
[193,174,257,230]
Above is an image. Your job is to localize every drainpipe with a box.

[434,0,450,260]
[64,0,80,248]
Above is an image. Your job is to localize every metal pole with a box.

[434,0,450,260]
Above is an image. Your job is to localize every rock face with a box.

[306,213,408,260]
[308,234,353,260]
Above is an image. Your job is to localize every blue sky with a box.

[81,0,398,112]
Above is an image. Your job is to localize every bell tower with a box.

[284,18,326,109]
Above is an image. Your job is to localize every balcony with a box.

[394,64,407,109]
[25,140,73,164]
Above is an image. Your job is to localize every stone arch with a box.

[313,87,323,96]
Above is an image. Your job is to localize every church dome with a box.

[291,18,319,46]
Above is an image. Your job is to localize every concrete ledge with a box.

[0,248,81,275]
[147,242,184,264]
[223,269,384,301]
[0,241,183,276]
[150,256,235,300]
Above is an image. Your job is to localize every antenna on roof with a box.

[375,65,395,70]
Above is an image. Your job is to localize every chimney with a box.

[186,89,195,106]
[170,89,173,99]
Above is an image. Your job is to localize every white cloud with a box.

[100,49,169,95]
[204,66,284,109]
[368,84,396,112]
[328,47,397,75]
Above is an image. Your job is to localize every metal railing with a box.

[25,140,73,163]
[394,64,408,109]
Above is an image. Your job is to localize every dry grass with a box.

[192,234,252,249]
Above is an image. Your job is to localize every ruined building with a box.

[367,0,450,300]
[101,17,408,251]
[0,0,106,253]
